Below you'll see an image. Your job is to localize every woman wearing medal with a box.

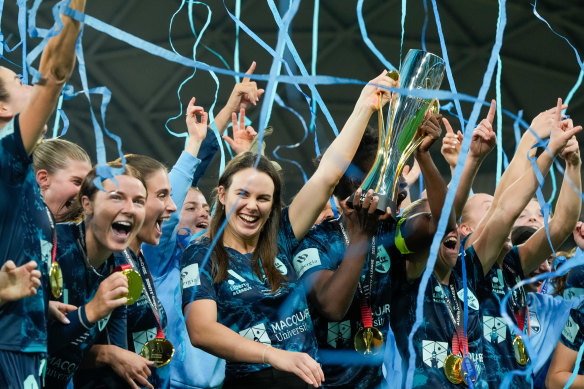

[181,71,394,388]
[464,99,581,388]
[44,162,148,388]
[0,0,86,387]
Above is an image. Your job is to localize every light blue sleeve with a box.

[142,151,200,279]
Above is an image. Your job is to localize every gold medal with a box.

[122,268,143,305]
[49,261,63,299]
[443,354,463,384]
[140,337,175,367]
[353,326,384,355]
[513,336,529,366]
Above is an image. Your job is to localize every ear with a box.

[217,186,226,205]
[36,169,50,191]
[81,196,93,217]
[460,223,473,237]
[0,101,13,120]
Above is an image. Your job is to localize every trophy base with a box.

[347,192,396,221]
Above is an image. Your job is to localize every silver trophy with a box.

[351,49,445,216]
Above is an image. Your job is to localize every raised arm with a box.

[449,100,497,219]
[473,98,582,275]
[19,0,86,154]
[289,71,397,240]
[518,133,582,275]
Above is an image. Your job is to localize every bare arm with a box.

[289,71,397,240]
[19,0,86,154]
[519,134,582,275]
[546,341,584,389]
[184,299,324,387]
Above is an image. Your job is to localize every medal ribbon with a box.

[440,276,469,357]
[45,208,57,265]
[502,262,530,336]
[357,237,377,328]
[123,249,166,339]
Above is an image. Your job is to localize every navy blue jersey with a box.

[474,246,531,388]
[45,222,124,388]
[563,265,584,301]
[560,300,584,375]
[181,207,318,378]
[291,217,398,389]
[391,247,487,388]
[0,116,52,354]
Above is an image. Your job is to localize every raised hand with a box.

[469,100,497,161]
[222,108,258,155]
[529,102,569,140]
[402,159,421,187]
[344,189,385,238]
[548,98,583,155]
[356,70,399,113]
[416,113,443,154]
[185,97,208,143]
[84,272,129,323]
[0,260,41,305]
[225,61,265,112]
[265,347,325,388]
[441,118,463,168]
[559,132,581,167]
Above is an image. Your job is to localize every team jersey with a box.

[0,115,52,354]
[181,207,318,379]
[45,222,125,389]
[391,247,487,388]
[560,299,584,375]
[475,246,532,388]
[563,265,584,301]
[291,216,399,389]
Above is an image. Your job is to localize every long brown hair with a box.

[209,152,286,292]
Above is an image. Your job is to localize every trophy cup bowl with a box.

[350,49,445,218]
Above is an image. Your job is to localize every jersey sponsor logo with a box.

[422,340,448,368]
[564,287,584,300]
[227,269,252,295]
[563,316,580,344]
[274,257,288,276]
[432,286,446,304]
[292,248,321,278]
[375,245,391,273]
[529,310,541,334]
[483,316,507,344]
[239,323,271,345]
[181,263,201,290]
[491,269,505,295]
[133,327,158,354]
[457,288,479,310]
[327,320,351,348]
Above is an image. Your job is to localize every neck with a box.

[84,224,112,268]
[129,238,142,255]
[223,226,258,254]
[434,264,452,285]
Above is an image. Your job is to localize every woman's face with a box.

[178,189,210,235]
[219,168,274,243]
[0,67,33,116]
[137,169,177,246]
[40,159,92,222]
[515,199,544,229]
[84,175,146,253]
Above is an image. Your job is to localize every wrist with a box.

[84,302,98,324]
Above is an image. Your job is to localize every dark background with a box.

[3,0,583,204]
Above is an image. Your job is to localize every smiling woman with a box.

[33,138,92,222]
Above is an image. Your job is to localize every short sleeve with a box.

[504,246,525,280]
[292,224,341,279]
[278,207,300,258]
[0,115,32,184]
[457,245,486,291]
[561,306,584,352]
[180,241,217,308]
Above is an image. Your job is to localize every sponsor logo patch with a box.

[292,248,321,278]
[422,340,448,368]
[181,263,201,290]
[239,323,271,345]
[483,315,507,344]
[327,320,351,348]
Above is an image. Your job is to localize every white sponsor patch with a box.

[564,287,584,300]
[239,323,271,345]
[563,316,580,344]
[327,320,351,348]
[457,288,479,310]
[181,263,201,290]
[133,327,158,354]
[483,315,507,344]
[375,245,390,273]
[24,374,39,389]
[274,257,288,276]
[529,310,541,335]
[422,340,448,368]
[292,248,321,278]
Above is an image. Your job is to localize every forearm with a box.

[48,305,94,353]
[81,344,119,369]
[415,150,451,230]
[212,107,234,135]
[312,238,369,321]
[547,373,584,389]
[554,161,582,232]
[453,155,482,219]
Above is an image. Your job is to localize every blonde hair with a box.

[33,138,90,174]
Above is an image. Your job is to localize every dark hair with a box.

[511,225,537,246]
[552,248,578,297]
[209,152,286,292]
[116,154,168,185]
[78,162,145,203]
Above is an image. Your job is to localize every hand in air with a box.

[440,118,463,168]
[416,113,443,154]
[226,61,265,112]
[357,70,399,113]
[185,97,208,143]
[223,108,258,155]
[468,99,497,161]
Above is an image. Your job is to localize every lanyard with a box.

[501,262,530,336]
[438,275,468,356]
[45,207,57,266]
[75,223,108,278]
[122,249,165,338]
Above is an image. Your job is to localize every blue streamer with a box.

[233,0,241,83]
[565,70,583,110]
[309,0,319,152]
[0,0,4,56]
[405,1,507,387]
[420,0,428,52]
[495,55,503,185]
[356,0,396,72]
[16,0,26,83]
[400,0,406,63]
